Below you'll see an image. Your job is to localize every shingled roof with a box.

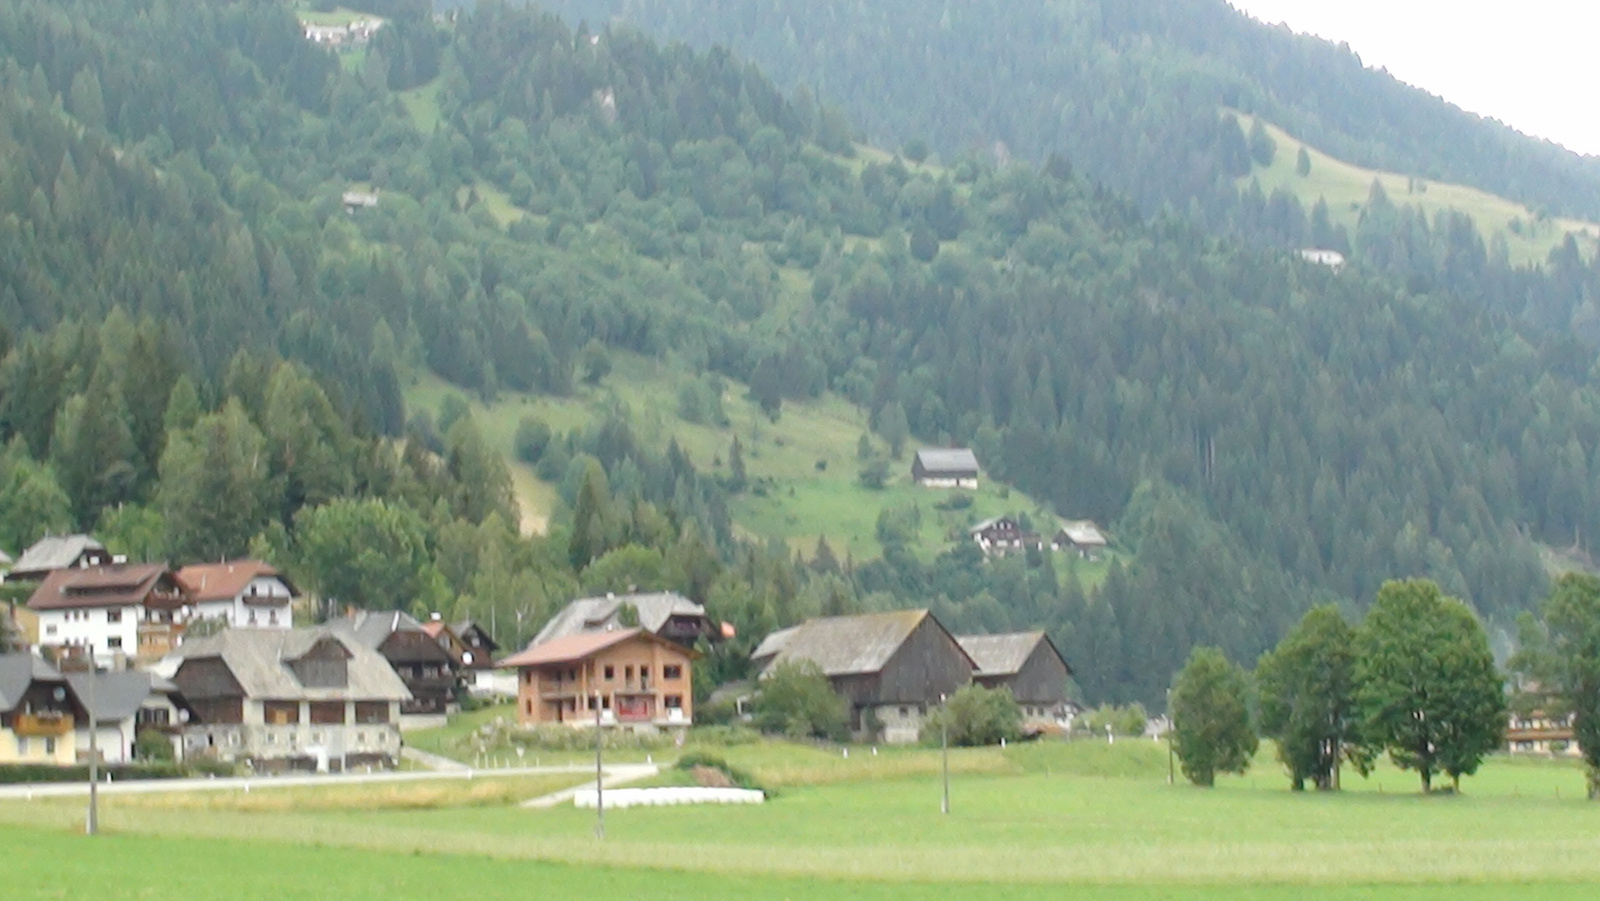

[26,564,184,611]
[762,609,950,677]
[64,670,181,722]
[169,628,410,702]
[177,560,296,604]
[328,609,427,649]
[914,448,980,475]
[0,652,67,713]
[11,535,109,579]
[957,631,1064,678]
[532,592,709,645]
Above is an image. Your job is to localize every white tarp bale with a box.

[572,787,764,809]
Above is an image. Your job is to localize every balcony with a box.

[13,712,74,737]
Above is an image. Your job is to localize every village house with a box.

[177,560,296,631]
[329,610,458,728]
[0,653,80,765]
[166,628,410,773]
[25,563,190,668]
[533,591,718,650]
[956,631,1074,728]
[969,516,1041,557]
[7,534,112,583]
[500,628,695,731]
[752,609,975,743]
[1506,709,1581,757]
[1053,520,1109,560]
[912,448,981,489]
[421,617,505,697]
[66,669,191,765]
[301,18,384,47]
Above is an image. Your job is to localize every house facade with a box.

[500,629,695,731]
[0,653,80,765]
[176,561,296,631]
[1507,710,1581,757]
[912,448,980,489]
[66,670,191,765]
[330,610,457,728]
[754,610,975,743]
[957,631,1074,727]
[26,564,189,667]
[169,628,410,772]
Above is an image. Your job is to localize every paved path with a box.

[400,746,472,772]
[0,764,601,801]
[520,763,660,809]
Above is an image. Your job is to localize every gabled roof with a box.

[914,448,980,474]
[177,561,296,604]
[498,627,695,668]
[452,620,499,651]
[750,625,799,662]
[26,564,180,611]
[64,670,179,722]
[169,628,410,702]
[11,535,108,577]
[0,652,66,712]
[1058,520,1107,547]
[328,609,427,650]
[957,631,1068,678]
[532,592,709,645]
[762,609,962,677]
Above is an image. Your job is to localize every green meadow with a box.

[1237,112,1600,266]
[4,740,1600,898]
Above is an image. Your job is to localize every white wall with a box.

[36,605,139,666]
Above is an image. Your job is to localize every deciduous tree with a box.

[1256,604,1361,790]
[1171,646,1257,787]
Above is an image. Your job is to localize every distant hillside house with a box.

[177,560,296,631]
[499,628,695,731]
[26,564,189,668]
[533,591,718,650]
[956,632,1074,728]
[342,190,380,213]
[1507,709,1581,757]
[8,534,112,582]
[302,18,384,47]
[1053,521,1109,559]
[168,628,410,773]
[969,516,1040,557]
[752,610,975,743]
[913,448,980,489]
[1298,248,1346,270]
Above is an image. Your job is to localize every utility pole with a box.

[86,657,99,836]
[1166,688,1175,786]
[940,693,950,815]
[593,692,604,839]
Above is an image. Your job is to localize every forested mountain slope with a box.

[3,0,1600,705]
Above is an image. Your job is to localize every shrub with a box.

[134,729,175,763]
[752,660,850,742]
[512,416,552,465]
[925,684,1022,747]
[674,752,766,793]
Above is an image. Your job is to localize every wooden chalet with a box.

[499,628,695,731]
[329,610,457,726]
[956,631,1073,727]
[969,516,1041,557]
[1507,709,1581,757]
[1053,520,1109,559]
[752,610,975,743]
[912,448,980,489]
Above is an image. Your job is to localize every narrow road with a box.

[521,764,660,809]
[0,764,606,800]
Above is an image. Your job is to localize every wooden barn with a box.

[956,631,1073,727]
[912,448,980,489]
[752,610,975,743]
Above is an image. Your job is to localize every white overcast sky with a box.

[1228,1,1600,158]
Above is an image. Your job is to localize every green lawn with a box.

[1237,112,1600,266]
[3,742,1598,897]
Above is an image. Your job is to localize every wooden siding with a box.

[873,616,973,705]
[173,657,245,701]
[288,639,348,688]
[978,641,1070,707]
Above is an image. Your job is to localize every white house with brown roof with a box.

[177,561,296,631]
[25,564,189,668]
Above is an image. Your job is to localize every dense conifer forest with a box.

[2,0,1598,705]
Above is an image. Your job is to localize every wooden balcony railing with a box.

[13,712,74,736]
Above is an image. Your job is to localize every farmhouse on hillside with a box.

[752,609,975,743]
[0,652,81,765]
[969,516,1040,557]
[956,631,1074,728]
[176,560,297,631]
[498,628,695,731]
[533,591,718,649]
[912,448,980,489]
[167,628,410,772]
[1053,520,1109,560]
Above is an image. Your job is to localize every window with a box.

[106,610,122,624]
[107,637,122,650]
[16,738,27,756]
[269,610,278,625]
[604,665,615,680]
[625,665,634,681]
[525,699,533,716]
[665,695,683,709]
[44,737,55,754]
[663,664,682,681]
[45,625,56,636]
[641,666,651,680]
[248,611,257,625]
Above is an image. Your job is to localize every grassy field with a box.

[402,355,1101,571]
[1237,112,1600,266]
[4,741,1599,898]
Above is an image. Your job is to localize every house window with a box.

[604,665,615,680]
[525,699,533,716]
[640,666,651,680]
[107,637,122,650]
[106,610,122,624]
[663,665,682,681]
[45,625,56,636]
[665,695,683,709]
[624,665,634,681]
[45,737,56,755]
[269,610,278,625]
[16,738,27,756]
[248,611,258,625]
